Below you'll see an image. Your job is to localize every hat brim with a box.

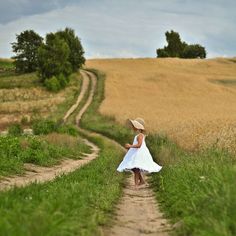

[129,119,145,130]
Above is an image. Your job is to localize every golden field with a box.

[86,58,236,151]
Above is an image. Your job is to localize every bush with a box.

[182,44,206,59]
[44,76,61,92]
[32,119,58,135]
[57,73,68,88]
[8,123,23,136]
[57,124,79,136]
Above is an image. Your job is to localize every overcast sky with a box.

[0,0,235,58]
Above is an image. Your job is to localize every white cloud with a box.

[0,0,235,58]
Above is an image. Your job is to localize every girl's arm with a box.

[126,134,144,149]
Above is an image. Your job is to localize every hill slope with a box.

[86,58,236,151]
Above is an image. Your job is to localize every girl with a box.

[117,118,162,186]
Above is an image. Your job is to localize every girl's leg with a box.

[138,172,145,185]
[133,168,139,186]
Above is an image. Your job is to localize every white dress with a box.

[117,134,162,173]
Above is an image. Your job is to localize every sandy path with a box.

[63,72,89,122]
[103,175,171,236]
[75,70,97,125]
[0,72,99,192]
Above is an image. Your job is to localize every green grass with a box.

[0,130,125,236]
[0,134,90,177]
[149,142,236,236]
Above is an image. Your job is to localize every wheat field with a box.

[87,58,236,151]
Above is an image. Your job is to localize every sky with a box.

[0,0,235,59]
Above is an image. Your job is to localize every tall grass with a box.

[0,134,90,176]
[150,143,236,236]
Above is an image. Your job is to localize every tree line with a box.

[156,30,206,59]
[11,28,206,92]
[11,28,85,91]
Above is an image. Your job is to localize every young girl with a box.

[117,118,162,186]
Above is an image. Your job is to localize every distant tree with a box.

[182,44,206,59]
[165,30,186,57]
[11,30,43,73]
[37,33,72,82]
[156,47,169,57]
[55,27,85,71]
[156,30,206,59]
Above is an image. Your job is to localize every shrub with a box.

[32,119,58,135]
[8,123,23,136]
[57,73,68,88]
[44,76,61,92]
[57,124,79,136]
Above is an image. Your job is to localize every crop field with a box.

[0,60,81,130]
[86,58,236,152]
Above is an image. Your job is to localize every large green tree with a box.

[37,33,72,82]
[55,28,85,71]
[156,30,206,59]
[11,30,43,73]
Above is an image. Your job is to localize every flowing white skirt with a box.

[117,142,162,173]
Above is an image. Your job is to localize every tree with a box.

[156,30,206,59]
[37,33,72,82]
[182,44,206,59]
[55,28,85,71]
[165,30,186,57]
[156,47,169,57]
[11,30,43,73]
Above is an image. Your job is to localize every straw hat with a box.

[129,117,145,130]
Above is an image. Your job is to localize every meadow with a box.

[86,58,236,152]
[0,58,235,235]
[0,59,82,130]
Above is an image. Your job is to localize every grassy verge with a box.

[0,133,90,177]
[149,138,236,236]
[0,129,125,236]
[82,69,236,236]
